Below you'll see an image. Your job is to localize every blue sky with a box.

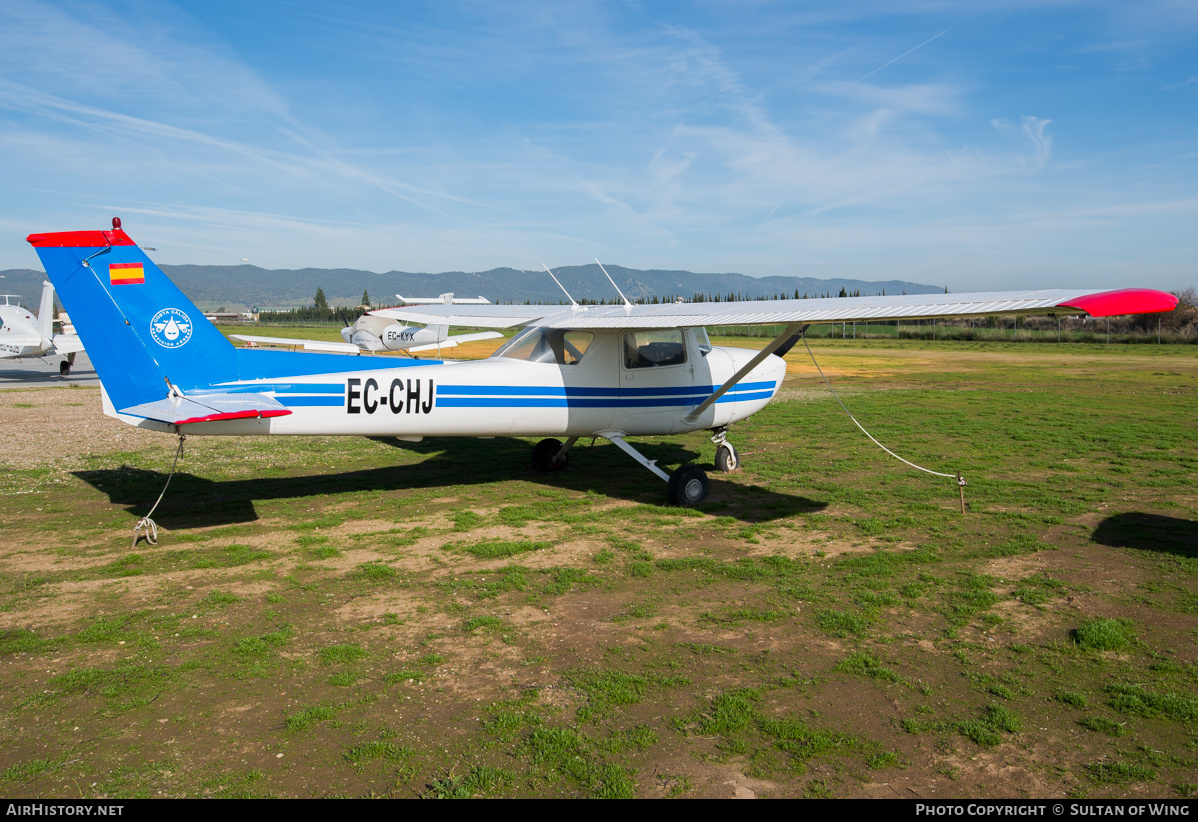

[1,0,1195,291]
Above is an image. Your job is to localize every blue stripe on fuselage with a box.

[436,380,776,398]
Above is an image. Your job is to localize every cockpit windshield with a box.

[492,327,595,365]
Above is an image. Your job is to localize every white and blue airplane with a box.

[0,279,84,375]
[28,220,1178,506]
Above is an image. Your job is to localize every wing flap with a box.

[119,392,292,425]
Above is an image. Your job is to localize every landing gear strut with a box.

[605,434,709,508]
[711,427,739,472]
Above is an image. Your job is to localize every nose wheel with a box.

[711,427,739,473]
[531,437,573,472]
[715,442,738,472]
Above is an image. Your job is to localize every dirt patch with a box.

[0,388,164,469]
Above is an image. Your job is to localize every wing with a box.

[406,330,505,353]
[368,303,563,328]
[369,288,1178,330]
[230,334,362,354]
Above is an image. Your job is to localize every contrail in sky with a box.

[852,30,947,85]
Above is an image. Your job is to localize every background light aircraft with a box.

[231,293,503,355]
[28,220,1179,507]
[0,279,84,375]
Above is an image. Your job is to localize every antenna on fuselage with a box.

[542,264,578,309]
[595,258,632,310]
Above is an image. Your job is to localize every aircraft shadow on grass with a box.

[1091,513,1198,560]
[72,437,826,529]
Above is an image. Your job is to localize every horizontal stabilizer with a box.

[119,392,292,425]
[50,334,85,355]
[231,334,361,354]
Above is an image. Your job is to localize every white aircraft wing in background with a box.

[230,334,362,354]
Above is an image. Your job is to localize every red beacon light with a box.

[112,217,121,229]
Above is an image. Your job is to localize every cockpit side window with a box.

[693,327,713,357]
[492,327,595,365]
[623,330,687,369]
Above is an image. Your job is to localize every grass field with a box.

[0,337,1195,798]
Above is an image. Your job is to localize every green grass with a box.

[286,705,338,732]
[355,562,397,581]
[318,643,369,664]
[1074,618,1136,651]
[445,539,552,559]
[421,766,515,798]
[815,609,874,637]
[837,652,904,684]
[1086,761,1158,785]
[1080,717,1128,736]
[345,741,414,764]
[1106,683,1198,722]
[1056,691,1089,708]
[2,339,1194,798]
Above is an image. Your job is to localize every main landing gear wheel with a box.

[715,442,739,472]
[667,466,709,507]
[59,361,71,377]
[531,438,569,472]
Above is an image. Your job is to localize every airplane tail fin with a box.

[27,221,238,411]
[36,280,55,340]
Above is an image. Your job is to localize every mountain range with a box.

[0,263,943,313]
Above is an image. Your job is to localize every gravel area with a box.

[0,387,167,470]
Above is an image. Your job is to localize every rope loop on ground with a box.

[802,334,960,481]
[132,434,186,548]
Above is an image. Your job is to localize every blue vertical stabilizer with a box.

[28,224,239,409]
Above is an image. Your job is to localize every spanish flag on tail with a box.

[109,262,144,285]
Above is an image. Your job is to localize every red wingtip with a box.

[1056,288,1179,318]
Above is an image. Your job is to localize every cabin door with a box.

[613,329,697,436]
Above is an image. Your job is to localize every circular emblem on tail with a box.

[149,308,193,349]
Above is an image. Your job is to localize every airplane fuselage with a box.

[0,304,51,359]
[108,328,787,439]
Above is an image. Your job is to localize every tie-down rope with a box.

[801,334,967,511]
[132,434,186,547]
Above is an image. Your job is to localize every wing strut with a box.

[682,323,807,424]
